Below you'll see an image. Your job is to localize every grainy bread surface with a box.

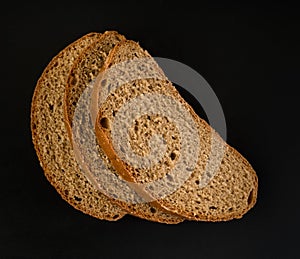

[65,33,184,224]
[95,40,258,221]
[65,31,126,127]
[31,32,126,221]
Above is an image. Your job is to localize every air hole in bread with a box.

[49,104,54,111]
[70,76,77,86]
[209,206,217,210]
[107,84,111,93]
[74,196,82,202]
[228,207,233,212]
[170,152,176,160]
[112,110,116,117]
[113,214,119,219]
[195,180,200,185]
[247,190,254,205]
[100,117,110,129]
[119,145,125,153]
[32,123,37,130]
[101,79,107,86]
[91,69,98,76]
[167,174,173,182]
[150,207,156,214]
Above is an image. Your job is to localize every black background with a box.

[1,1,299,258]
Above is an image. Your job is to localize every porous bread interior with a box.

[96,40,258,221]
[31,32,126,221]
[64,34,184,223]
[65,31,126,127]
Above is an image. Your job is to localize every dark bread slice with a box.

[94,40,258,221]
[64,32,184,224]
[31,32,126,221]
[65,31,126,126]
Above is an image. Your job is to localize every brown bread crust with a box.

[64,32,184,224]
[94,40,258,221]
[31,32,126,221]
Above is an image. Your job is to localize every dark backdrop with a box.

[1,1,299,258]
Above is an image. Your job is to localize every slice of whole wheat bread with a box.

[31,32,126,221]
[64,32,184,224]
[94,40,258,221]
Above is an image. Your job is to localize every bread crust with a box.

[31,33,258,223]
[94,40,258,221]
[31,32,126,221]
[63,33,184,224]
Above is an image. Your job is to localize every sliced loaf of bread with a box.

[64,32,184,224]
[94,40,258,221]
[31,32,126,221]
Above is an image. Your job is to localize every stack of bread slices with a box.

[31,31,258,224]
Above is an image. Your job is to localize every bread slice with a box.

[94,40,258,221]
[31,32,126,221]
[64,32,184,224]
